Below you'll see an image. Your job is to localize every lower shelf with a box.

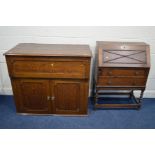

[94,103,141,109]
[94,89,145,109]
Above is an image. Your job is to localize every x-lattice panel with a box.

[102,50,146,64]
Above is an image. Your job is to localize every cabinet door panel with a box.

[12,79,51,114]
[52,80,88,115]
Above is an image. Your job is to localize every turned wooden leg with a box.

[93,99,97,110]
[139,89,144,104]
[137,89,145,109]
[92,78,97,108]
[129,90,134,99]
[94,90,98,110]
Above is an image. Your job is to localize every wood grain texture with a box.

[52,80,84,115]
[6,56,90,79]
[97,77,147,86]
[98,68,148,76]
[12,79,51,114]
[4,43,92,57]
[97,41,150,68]
[5,43,91,115]
[94,41,150,109]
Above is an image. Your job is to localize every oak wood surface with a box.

[97,41,150,68]
[6,56,90,79]
[98,67,148,76]
[52,80,88,115]
[4,43,92,57]
[6,43,91,115]
[94,41,150,109]
[97,77,147,86]
[12,79,51,114]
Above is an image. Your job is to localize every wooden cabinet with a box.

[94,41,150,109]
[5,43,91,115]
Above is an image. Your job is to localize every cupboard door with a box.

[12,79,51,114]
[52,80,88,115]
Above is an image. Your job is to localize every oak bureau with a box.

[5,43,92,115]
[94,41,150,109]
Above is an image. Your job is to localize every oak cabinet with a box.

[5,43,91,115]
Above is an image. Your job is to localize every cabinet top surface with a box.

[5,43,92,57]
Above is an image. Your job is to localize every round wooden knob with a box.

[135,71,139,75]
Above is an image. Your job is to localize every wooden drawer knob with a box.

[135,71,139,75]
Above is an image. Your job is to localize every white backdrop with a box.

[0,26,155,97]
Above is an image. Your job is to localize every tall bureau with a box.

[5,43,92,115]
[94,41,150,109]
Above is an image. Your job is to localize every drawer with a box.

[7,57,89,79]
[97,77,147,86]
[98,68,147,77]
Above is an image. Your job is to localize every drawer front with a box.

[98,77,147,86]
[8,58,89,79]
[98,68,147,77]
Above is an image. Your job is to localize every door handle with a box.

[47,96,55,101]
[51,96,55,101]
[47,96,51,101]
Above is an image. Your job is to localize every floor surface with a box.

[0,95,155,129]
